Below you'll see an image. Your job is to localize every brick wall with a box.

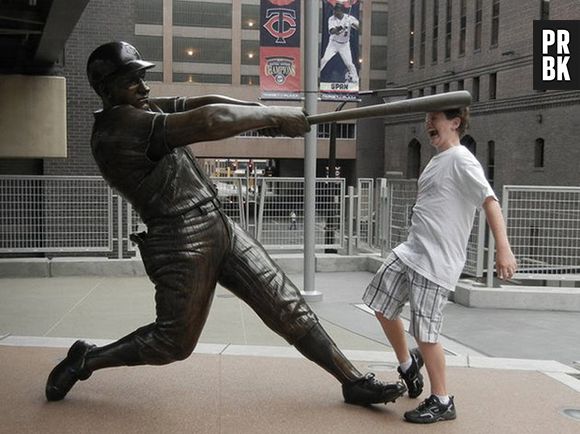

[44,0,136,176]
[378,0,580,192]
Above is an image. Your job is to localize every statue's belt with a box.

[189,197,222,217]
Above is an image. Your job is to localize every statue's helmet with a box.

[87,41,154,90]
[334,2,346,12]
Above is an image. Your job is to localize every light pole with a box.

[302,0,322,301]
[327,100,348,179]
[324,100,348,254]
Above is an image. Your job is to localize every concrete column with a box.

[361,0,372,90]
[232,1,241,85]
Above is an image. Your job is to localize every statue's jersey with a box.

[91,98,217,225]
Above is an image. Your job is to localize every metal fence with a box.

[356,178,374,247]
[0,176,112,253]
[256,177,345,250]
[378,178,485,278]
[0,175,345,256]
[2,175,578,285]
[498,185,580,280]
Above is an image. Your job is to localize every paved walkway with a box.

[1,271,579,433]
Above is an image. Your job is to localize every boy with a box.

[363,107,517,423]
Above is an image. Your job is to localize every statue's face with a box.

[106,69,150,110]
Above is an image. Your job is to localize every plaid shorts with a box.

[363,253,450,343]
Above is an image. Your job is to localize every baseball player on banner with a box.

[320,0,360,91]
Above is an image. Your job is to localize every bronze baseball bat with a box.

[306,91,472,125]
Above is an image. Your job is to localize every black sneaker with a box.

[404,395,456,424]
[397,347,424,398]
[342,373,407,406]
[45,340,94,401]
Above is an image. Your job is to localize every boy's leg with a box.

[416,341,447,396]
[363,254,424,398]
[375,314,409,363]
[404,270,455,423]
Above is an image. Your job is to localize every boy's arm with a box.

[482,196,517,280]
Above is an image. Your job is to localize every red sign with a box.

[260,0,301,100]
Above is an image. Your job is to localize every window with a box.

[371,45,388,70]
[173,73,231,84]
[459,0,466,56]
[431,85,437,95]
[474,0,482,51]
[241,4,259,30]
[173,37,232,64]
[241,75,259,86]
[444,82,450,92]
[407,140,422,179]
[409,0,415,69]
[432,0,439,63]
[472,76,480,102]
[371,11,389,37]
[173,1,232,28]
[316,123,356,139]
[457,79,464,90]
[144,71,163,82]
[135,35,163,63]
[461,135,477,155]
[491,0,500,47]
[487,140,495,186]
[370,79,388,90]
[418,88,425,97]
[445,0,452,60]
[489,72,497,100]
[420,0,426,66]
[241,40,259,65]
[136,0,163,25]
[541,0,550,20]
[535,138,545,168]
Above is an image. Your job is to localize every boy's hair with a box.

[443,107,470,136]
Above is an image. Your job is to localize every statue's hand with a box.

[271,107,311,138]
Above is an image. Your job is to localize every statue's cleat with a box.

[342,373,407,406]
[45,340,94,401]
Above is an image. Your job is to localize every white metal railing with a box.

[491,185,580,281]
[256,177,345,250]
[356,178,374,247]
[0,176,112,253]
[2,175,578,286]
[378,178,484,277]
[0,175,345,256]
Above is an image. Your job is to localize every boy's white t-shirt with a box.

[393,145,496,291]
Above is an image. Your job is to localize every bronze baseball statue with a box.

[45,41,407,406]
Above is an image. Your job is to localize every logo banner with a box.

[533,20,580,90]
[260,0,302,100]
[320,0,361,101]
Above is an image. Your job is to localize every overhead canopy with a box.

[0,0,90,73]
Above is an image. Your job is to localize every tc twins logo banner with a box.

[260,0,301,100]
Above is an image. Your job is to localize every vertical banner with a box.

[260,0,302,100]
[320,0,360,100]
